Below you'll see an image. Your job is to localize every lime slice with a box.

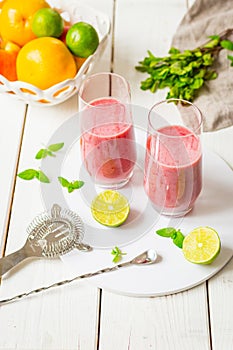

[91,190,130,227]
[182,226,221,264]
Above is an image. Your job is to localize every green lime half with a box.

[32,8,64,38]
[182,226,221,264]
[91,190,130,227]
[66,22,99,58]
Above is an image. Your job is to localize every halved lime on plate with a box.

[182,226,221,264]
[91,190,130,227]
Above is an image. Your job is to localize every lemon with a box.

[182,226,221,264]
[66,21,99,58]
[91,190,130,227]
[32,8,64,38]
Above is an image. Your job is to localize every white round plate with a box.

[42,105,233,296]
[60,146,233,296]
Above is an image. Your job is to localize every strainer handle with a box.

[0,246,28,277]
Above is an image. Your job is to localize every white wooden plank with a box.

[0,95,26,252]
[99,0,211,349]
[113,0,188,108]
[0,1,113,348]
[208,259,233,350]
[99,287,210,350]
[203,127,233,350]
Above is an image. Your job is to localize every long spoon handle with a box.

[0,261,132,305]
[0,246,28,277]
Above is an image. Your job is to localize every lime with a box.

[91,190,130,227]
[182,226,221,264]
[32,8,64,38]
[66,22,99,58]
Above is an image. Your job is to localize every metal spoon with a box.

[0,249,158,305]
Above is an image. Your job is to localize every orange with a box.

[75,56,87,70]
[0,0,50,46]
[0,0,6,9]
[0,49,18,81]
[16,37,77,90]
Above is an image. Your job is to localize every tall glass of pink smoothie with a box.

[144,99,203,217]
[79,72,136,188]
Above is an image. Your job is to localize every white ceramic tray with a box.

[41,107,233,296]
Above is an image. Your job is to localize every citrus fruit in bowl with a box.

[31,7,64,38]
[0,0,50,46]
[66,22,99,58]
[16,37,77,90]
[0,0,111,106]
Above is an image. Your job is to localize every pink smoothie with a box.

[144,125,202,215]
[80,98,136,185]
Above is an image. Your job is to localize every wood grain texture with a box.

[99,287,210,350]
[0,95,26,254]
[203,127,233,350]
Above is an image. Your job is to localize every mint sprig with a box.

[58,176,84,193]
[111,246,127,263]
[35,142,64,159]
[136,29,233,101]
[18,169,50,183]
[156,227,185,248]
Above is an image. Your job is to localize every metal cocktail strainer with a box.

[0,204,92,277]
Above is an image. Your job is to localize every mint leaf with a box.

[35,142,64,159]
[18,169,50,183]
[156,227,176,237]
[111,246,127,263]
[168,47,180,54]
[68,185,74,193]
[72,180,84,189]
[17,169,38,180]
[172,230,185,248]
[48,142,64,152]
[220,40,233,51]
[58,176,70,188]
[35,149,48,159]
[36,170,50,183]
[156,227,184,249]
[227,55,233,66]
[58,177,84,193]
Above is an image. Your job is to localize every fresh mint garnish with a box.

[18,169,50,183]
[156,227,177,237]
[171,230,185,248]
[155,227,185,249]
[35,142,64,159]
[58,176,84,193]
[111,246,127,263]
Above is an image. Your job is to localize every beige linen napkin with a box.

[172,0,233,132]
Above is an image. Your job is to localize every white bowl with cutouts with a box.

[0,0,111,106]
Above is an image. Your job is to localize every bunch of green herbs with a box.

[135,29,233,101]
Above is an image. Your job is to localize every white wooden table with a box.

[0,0,233,349]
